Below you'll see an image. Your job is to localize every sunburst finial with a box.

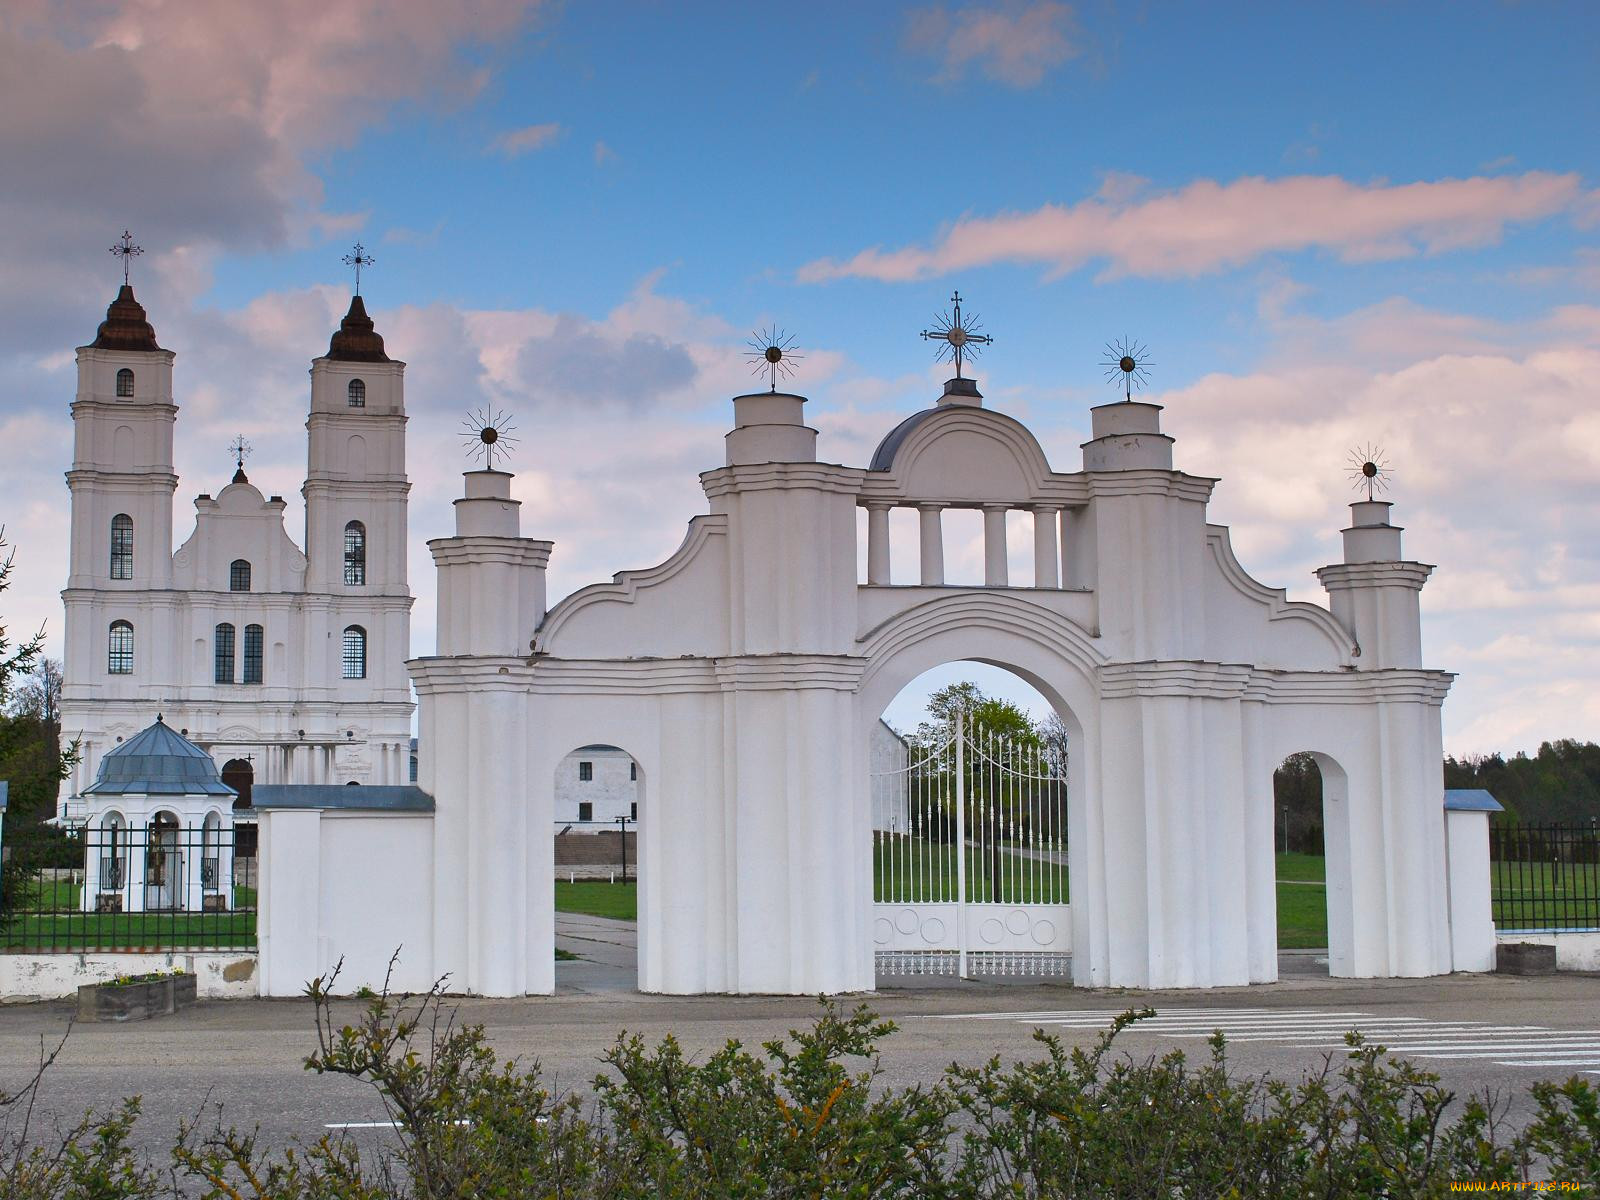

[744,327,803,392]
[1347,443,1392,501]
[921,291,993,380]
[1100,338,1153,401]
[462,406,519,470]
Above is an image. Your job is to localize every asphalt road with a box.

[1,926,1597,1168]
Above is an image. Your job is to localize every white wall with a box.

[257,808,434,996]
[0,952,257,1002]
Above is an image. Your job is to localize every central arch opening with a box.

[873,660,1072,980]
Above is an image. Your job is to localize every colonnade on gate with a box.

[392,374,1468,998]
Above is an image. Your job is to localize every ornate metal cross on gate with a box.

[110,230,143,286]
[921,291,993,380]
[341,242,376,295]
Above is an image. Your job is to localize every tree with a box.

[906,681,1065,901]
[0,531,79,926]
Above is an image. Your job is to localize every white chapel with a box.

[56,283,415,825]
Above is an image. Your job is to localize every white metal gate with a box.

[872,709,1069,976]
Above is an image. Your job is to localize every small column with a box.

[1032,505,1060,588]
[982,505,1009,586]
[917,504,945,585]
[865,502,892,585]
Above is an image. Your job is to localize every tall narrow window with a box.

[214,623,235,683]
[347,378,366,407]
[578,761,593,782]
[578,802,593,822]
[343,521,366,586]
[108,621,134,674]
[229,559,251,592]
[630,762,637,781]
[116,368,134,397]
[242,624,264,684]
[109,514,133,579]
[342,625,366,679]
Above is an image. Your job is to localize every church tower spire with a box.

[302,249,411,707]
[66,270,177,593]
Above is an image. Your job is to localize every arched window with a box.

[242,623,264,684]
[116,368,134,397]
[107,620,134,674]
[229,559,251,592]
[347,378,366,407]
[109,514,133,579]
[214,623,235,683]
[342,625,367,679]
[343,520,366,586]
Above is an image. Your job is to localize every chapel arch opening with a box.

[1273,750,1354,976]
[551,742,644,981]
[869,659,1076,980]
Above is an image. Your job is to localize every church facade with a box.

[56,285,415,823]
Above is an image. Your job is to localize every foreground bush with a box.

[1,976,1595,1197]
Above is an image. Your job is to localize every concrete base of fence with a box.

[0,952,257,1003]
[76,972,199,1022]
[1495,941,1558,975]
[1495,931,1600,973]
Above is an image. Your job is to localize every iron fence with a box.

[2,824,256,953]
[1490,821,1600,932]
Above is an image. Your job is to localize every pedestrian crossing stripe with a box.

[932,1007,1600,1071]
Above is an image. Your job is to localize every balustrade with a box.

[859,500,1084,590]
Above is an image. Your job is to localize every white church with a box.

[56,282,415,828]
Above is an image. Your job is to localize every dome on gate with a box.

[83,715,237,797]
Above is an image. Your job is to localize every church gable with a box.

[172,478,307,593]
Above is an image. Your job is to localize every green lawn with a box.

[555,881,637,921]
[2,877,258,952]
[1490,859,1600,929]
[873,835,1069,904]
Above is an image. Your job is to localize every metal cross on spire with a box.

[228,434,253,471]
[110,230,143,287]
[341,242,376,295]
[922,291,993,379]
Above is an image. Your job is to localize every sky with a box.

[1,1,1597,755]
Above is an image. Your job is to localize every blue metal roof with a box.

[83,717,236,797]
[253,784,435,813]
[1444,788,1503,813]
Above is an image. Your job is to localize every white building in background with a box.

[554,745,638,824]
[869,720,910,833]
[56,283,415,824]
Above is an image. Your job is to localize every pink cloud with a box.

[489,122,562,157]
[798,172,1584,283]
[905,2,1080,87]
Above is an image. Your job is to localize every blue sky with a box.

[2,2,1597,752]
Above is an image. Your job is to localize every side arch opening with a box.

[1273,750,1353,976]
[552,743,644,983]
